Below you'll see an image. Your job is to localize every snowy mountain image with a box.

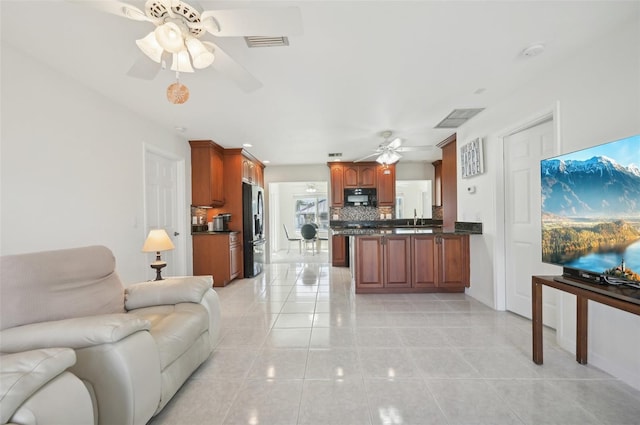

[541,155,640,218]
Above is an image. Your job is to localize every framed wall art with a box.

[460,137,484,178]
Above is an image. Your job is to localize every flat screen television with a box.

[540,134,640,289]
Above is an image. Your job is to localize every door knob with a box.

[174,232,180,236]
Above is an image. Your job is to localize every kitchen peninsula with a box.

[331,220,482,294]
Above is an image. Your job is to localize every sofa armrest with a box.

[124,275,213,310]
[0,348,76,424]
[0,314,150,353]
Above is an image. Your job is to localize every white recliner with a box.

[0,245,221,425]
[0,348,94,425]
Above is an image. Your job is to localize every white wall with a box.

[456,20,640,389]
[1,45,191,284]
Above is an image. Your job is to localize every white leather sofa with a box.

[0,245,221,425]
[0,348,94,425]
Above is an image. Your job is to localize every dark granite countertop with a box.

[330,220,482,235]
[192,231,239,235]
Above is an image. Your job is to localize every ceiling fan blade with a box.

[201,7,303,37]
[396,146,434,152]
[68,0,152,22]
[354,152,379,163]
[203,42,262,92]
[387,137,403,150]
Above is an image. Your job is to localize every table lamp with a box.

[142,229,175,280]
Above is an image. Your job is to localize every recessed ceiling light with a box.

[242,143,253,148]
[174,126,186,132]
[263,160,270,164]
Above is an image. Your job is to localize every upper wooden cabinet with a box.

[344,164,377,188]
[242,155,264,187]
[376,165,396,207]
[329,163,345,207]
[189,140,225,207]
[328,162,393,207]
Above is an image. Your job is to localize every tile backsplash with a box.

[331,206,394,221]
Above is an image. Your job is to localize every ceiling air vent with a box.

[435,108,485,129]
[328,153,342,158]
[245,36,290,48]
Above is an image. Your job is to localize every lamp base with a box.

[150,261,167,281]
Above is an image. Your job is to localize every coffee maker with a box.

[213,213,231,231]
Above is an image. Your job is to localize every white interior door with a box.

[504,119,560,325]
[145,148,186,278]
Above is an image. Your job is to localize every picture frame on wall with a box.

[461,137,484,178]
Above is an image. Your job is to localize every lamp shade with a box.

[142,229,175,252]
[136,31,164,63]
[170,50,194,73]
[185,37,215,69]
[154,22,184,53]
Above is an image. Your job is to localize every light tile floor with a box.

[150,262,640,425]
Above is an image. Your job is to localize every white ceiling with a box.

[2,1,638,165]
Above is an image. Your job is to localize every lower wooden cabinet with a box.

[331,235,349,267]
[355,233,469,293]
[193,232,241,287]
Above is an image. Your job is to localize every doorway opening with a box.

[268,181,329,264]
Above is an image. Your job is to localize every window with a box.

[294,196,328,230]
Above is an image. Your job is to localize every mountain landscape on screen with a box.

[541,155,640,218]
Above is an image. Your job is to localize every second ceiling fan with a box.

[355,131,434,165]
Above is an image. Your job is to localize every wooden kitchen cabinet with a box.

[189,140,225,207]
[356,233,469,293]
[355,236,384,290]
[329,162,394,207]
[376,164,396,206]
[412,234,470,291]
[355,235,411,292]
[240,154,265,187]
[331,235,348,267]
[329,163,345,207]
[384,235,412,288]
[344,164,377,188]
[242,157,256,185]
[412,235,437,289]
[193,233,241,287]
[437,134,457,230]
[437,234,470,288]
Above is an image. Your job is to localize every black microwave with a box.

[344,188,377,207]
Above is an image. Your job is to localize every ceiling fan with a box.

[355,130,434,165]
[71,0,302,98]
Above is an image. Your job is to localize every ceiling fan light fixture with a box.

[185,37,215,69]
[199,12,220,34]
[155,22,185,53]
[376,151,401,165]
[136,31,164,63]
[171,50,194,73]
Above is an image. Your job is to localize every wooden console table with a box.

[531,275,640,365]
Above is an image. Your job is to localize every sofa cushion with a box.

[0,246,125,330]
[129,303,209,369]
[124,276,213,310]
[0,314,151,352]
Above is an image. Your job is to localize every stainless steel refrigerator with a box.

[242,182,265,277]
